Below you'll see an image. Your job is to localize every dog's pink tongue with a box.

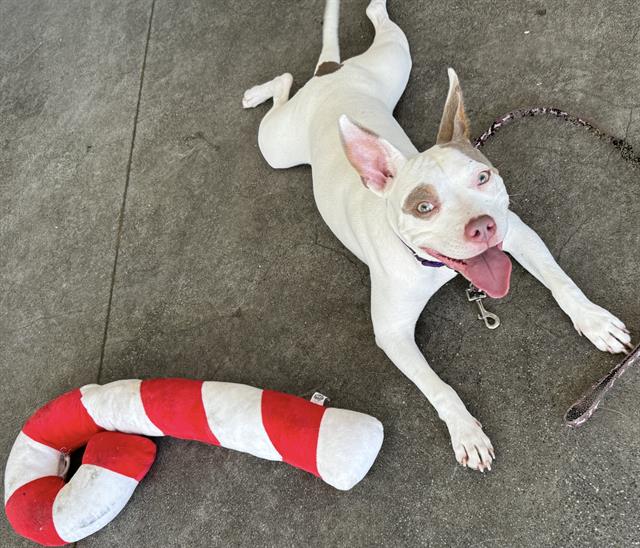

[460,247,512,298]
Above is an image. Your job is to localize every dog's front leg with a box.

[370,275,494,471]
[502,210,631,353]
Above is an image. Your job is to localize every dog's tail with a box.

[315,0,340,72]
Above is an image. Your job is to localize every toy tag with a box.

[310,392,329,406]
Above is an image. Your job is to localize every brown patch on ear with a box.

[315,61,343,77]
[402,184,441,219]
[456,100,471,141]
[436,69,471,144]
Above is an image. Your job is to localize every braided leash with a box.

[473,106,640,165]
[564,343,640,427]
[472,106,638,427]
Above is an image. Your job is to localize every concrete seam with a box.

[96,0,156,385]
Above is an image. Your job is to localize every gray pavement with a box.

[1,1,640,546]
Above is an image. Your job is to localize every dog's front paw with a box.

[569,301,631,354]
[446,415,494,472]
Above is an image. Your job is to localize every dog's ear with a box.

[338,115,406,196]
[436,68,471,144]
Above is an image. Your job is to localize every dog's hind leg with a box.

[347,0,412,109]
[242,73,293,110]
[242,73,309,169]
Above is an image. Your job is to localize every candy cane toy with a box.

[4,378,383,546]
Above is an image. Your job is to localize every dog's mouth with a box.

[423,243,512,298]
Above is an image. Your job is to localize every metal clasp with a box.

[466,284,501,330]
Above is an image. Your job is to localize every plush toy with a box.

[4,378,383,546]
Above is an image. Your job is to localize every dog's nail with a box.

[612,332,632,347]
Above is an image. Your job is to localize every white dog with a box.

[243,0,631,471]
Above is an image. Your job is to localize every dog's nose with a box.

[465,215,496,243]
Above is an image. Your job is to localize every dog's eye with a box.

[416,202,434,214]
[478,170,491,185]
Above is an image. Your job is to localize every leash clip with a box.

[466,284,501,330]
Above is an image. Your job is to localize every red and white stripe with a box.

[5,379,383,546]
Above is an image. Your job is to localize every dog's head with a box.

[338,68,512,297]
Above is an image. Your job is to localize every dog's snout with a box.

[464,215,496,243]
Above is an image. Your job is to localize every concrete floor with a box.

[1,1,640,546]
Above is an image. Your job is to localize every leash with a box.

[472,105,639,427]
[473,106,640,164]
[564,342,640,427]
